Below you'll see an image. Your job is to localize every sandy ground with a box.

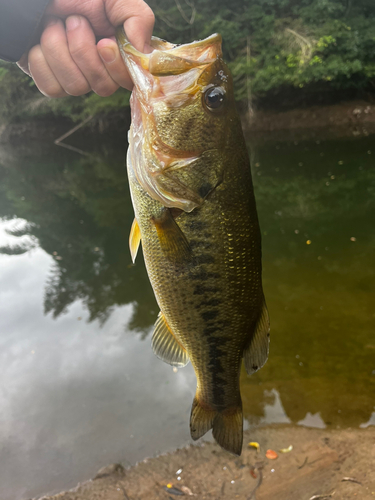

[38,425,375,500]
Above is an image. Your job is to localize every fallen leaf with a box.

[279,445,293,453]
[181,485,195,495]
[250,469,258,479]
[309,494,334,500]
[265,449,278,460]
[342,477,362,485]
[248,442,260,452]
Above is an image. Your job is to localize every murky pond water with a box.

[0,128,374,500]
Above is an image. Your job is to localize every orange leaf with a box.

[265,449,278,460]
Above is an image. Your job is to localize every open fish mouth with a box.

[116,28,224,115]
[116,28,230,212]
[116,27,222,82]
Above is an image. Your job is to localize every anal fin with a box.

[244,297,270,375]
[152,312,189,367]
[129,218,141,263]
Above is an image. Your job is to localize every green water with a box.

[0,128,373,499]
[243,136,375,428]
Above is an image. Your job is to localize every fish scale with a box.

[117,28,270,455]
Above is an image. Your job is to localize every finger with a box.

[104,0,155,52]
[28,45,68,98]
[66,15,119,97]
[45,0,114,36]
[40,17,91,96]
[97,38,133,90]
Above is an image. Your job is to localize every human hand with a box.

[17,0,154,97]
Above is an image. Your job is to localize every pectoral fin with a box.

[243,298,270,375]
[129,218,141,263]
[156,150,225,210]
[152,208,192,263]
[152,312,189,367]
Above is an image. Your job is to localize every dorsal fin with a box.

[152,312,189,367]
[243,298,270,375]
[129,218,141,263]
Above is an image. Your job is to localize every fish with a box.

[116,28,270,456]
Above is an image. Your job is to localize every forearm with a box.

[0,0,50,62]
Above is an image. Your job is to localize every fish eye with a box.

[203,87,225,111]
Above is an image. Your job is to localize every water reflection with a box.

[0,137,158,329]
[242,135,375,429]
[0,130,374,499]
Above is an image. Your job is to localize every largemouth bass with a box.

[117,28,270,456]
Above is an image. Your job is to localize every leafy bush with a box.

[1,0,374,123]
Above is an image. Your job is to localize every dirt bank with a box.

[37,425,375,500]
[243,99,375,143]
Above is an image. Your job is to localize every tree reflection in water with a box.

[0,127,158,332]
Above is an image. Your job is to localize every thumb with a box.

[104,0,155,52]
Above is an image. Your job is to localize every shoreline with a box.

[37,424,375,500]
[1,99,375,147]
[243,99,375,144]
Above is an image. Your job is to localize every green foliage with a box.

[78,89,130,118]
[149,0,375,102]
[0,61,37,122]
[0,0,375,122]
[0,60,130,124]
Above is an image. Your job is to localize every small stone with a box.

[94,463,125,480]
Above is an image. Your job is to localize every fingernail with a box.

[99,47,116,64]
[66,16,81,31]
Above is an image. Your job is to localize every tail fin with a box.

[190,396,243,456]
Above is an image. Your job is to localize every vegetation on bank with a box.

[1,0,375,124]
